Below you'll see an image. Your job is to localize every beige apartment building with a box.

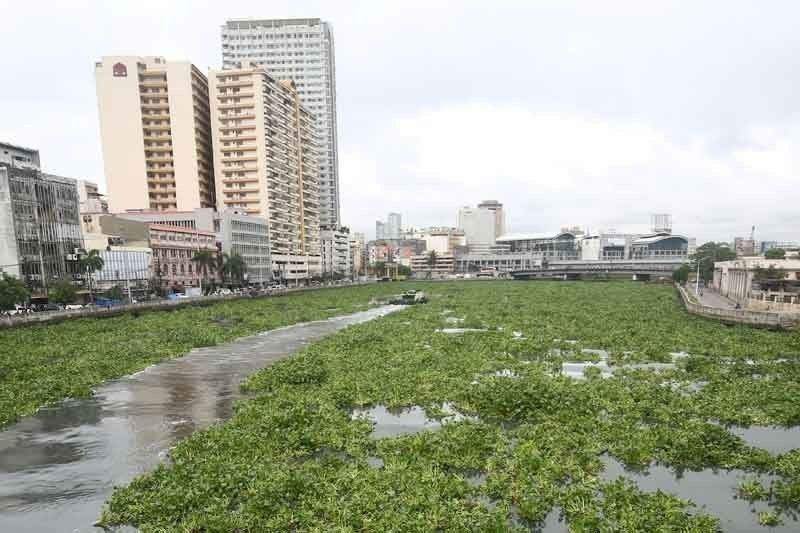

[95,56,215,213]
[209,64,321,281]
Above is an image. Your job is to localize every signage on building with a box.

[113,62,128,77]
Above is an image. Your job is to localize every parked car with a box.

[65,304,84,310]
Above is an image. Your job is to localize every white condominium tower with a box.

[208,64,321,280]
[221,18,340,227]
[94,57,215,212]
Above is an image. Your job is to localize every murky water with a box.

[600,454,799,532]
[0,305,400,533]
[727,425,800,454]
[351,402,473,439]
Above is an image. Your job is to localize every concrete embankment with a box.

[676,284,800,330]
[0,284,372,330]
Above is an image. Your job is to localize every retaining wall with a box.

[0,284,371,330]
[676,284,800,330]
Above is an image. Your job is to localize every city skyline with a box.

[1,1,799,243]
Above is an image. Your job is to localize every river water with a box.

[0,305,400,533]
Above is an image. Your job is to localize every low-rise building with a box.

[78,180,108,214]
[150,224,217,292]
[93,246,152,295]
[116,208,271,284]
[713,258,800,305]
[349,232,367,277]
[368,239,426,268]
[411,253,455,276]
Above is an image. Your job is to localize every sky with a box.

[1,0,798,243]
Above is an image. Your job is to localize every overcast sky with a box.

[1,0,798,242]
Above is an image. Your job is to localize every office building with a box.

[458,200,505,250]
[95,56,215,212]
[375,220,385,240]
[208,63,321,281]
[221,18,340,226]
[375,212,402,240]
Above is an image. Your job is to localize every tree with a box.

[426,250,438,279]
[222,253,247,286]
[49,280,77,306]
[105,285,125,301]
[765,248,786,260]
[372,261,386,278]
[672,264,690,284]
[690,242,736,282]
[191,250,216,293]
[80,249,105,302]
[0,273,30,312]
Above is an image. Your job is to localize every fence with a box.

[676,284,799,330]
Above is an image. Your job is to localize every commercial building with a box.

[209,64,321,281]
[320,225,350,276]
[93,247,153,295]
[221,18,340,227]
[77,180,108,214]
[0,143,83,292]
[375,221,385,240]
[733,236,758,257]
[368,239,426,268]
[713,258,800,308]
[95,56,215,212]
[116,208,272,285]
[458,200,506,250]
[411,253,455,276]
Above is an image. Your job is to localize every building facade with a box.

[349,231,366,277]
[149,225,217,291]
[0,145,83,293]
[116,208,272,285]
[320,226,350,276]
[93,247,153,294]
[77,180,108,214]
[458,201,505,249]
[209,64,321,281]
[95,56,215,212]
[411,253,455,276]
[221,18,340,227]
[713,258,800,305]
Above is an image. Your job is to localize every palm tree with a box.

[191,250,215,294]
[80,249,104,303]
[222,253,247,287]
[426,250,438,279]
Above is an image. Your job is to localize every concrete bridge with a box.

[510,258,686,281]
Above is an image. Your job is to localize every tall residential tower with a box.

[208,64,321,281]
[95,56,215,212]
[221,18,340,227]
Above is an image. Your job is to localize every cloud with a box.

[342,103,800,241]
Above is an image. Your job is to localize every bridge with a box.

[510,258,686,281]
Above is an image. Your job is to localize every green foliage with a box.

[691,241,737,281]
[0,273,29,311]
[765,248,786,259]
[221,252,247,285]
[48,280,77,305]
[80,249,104,277]
[0,284,407,428]
[672,264,690,284]
[97,282,800,530]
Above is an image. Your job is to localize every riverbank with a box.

[101,282,800,531]
[0,283,405,428]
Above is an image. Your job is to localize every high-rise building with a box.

[94,56,215,212]
[458,200,506,250]
[208,64,321,281]
[375,221,385,240]
[386,212,402,239]
[221,18,340,227]
[0,142,83,292]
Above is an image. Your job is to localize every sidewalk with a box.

[692,287,737,309]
